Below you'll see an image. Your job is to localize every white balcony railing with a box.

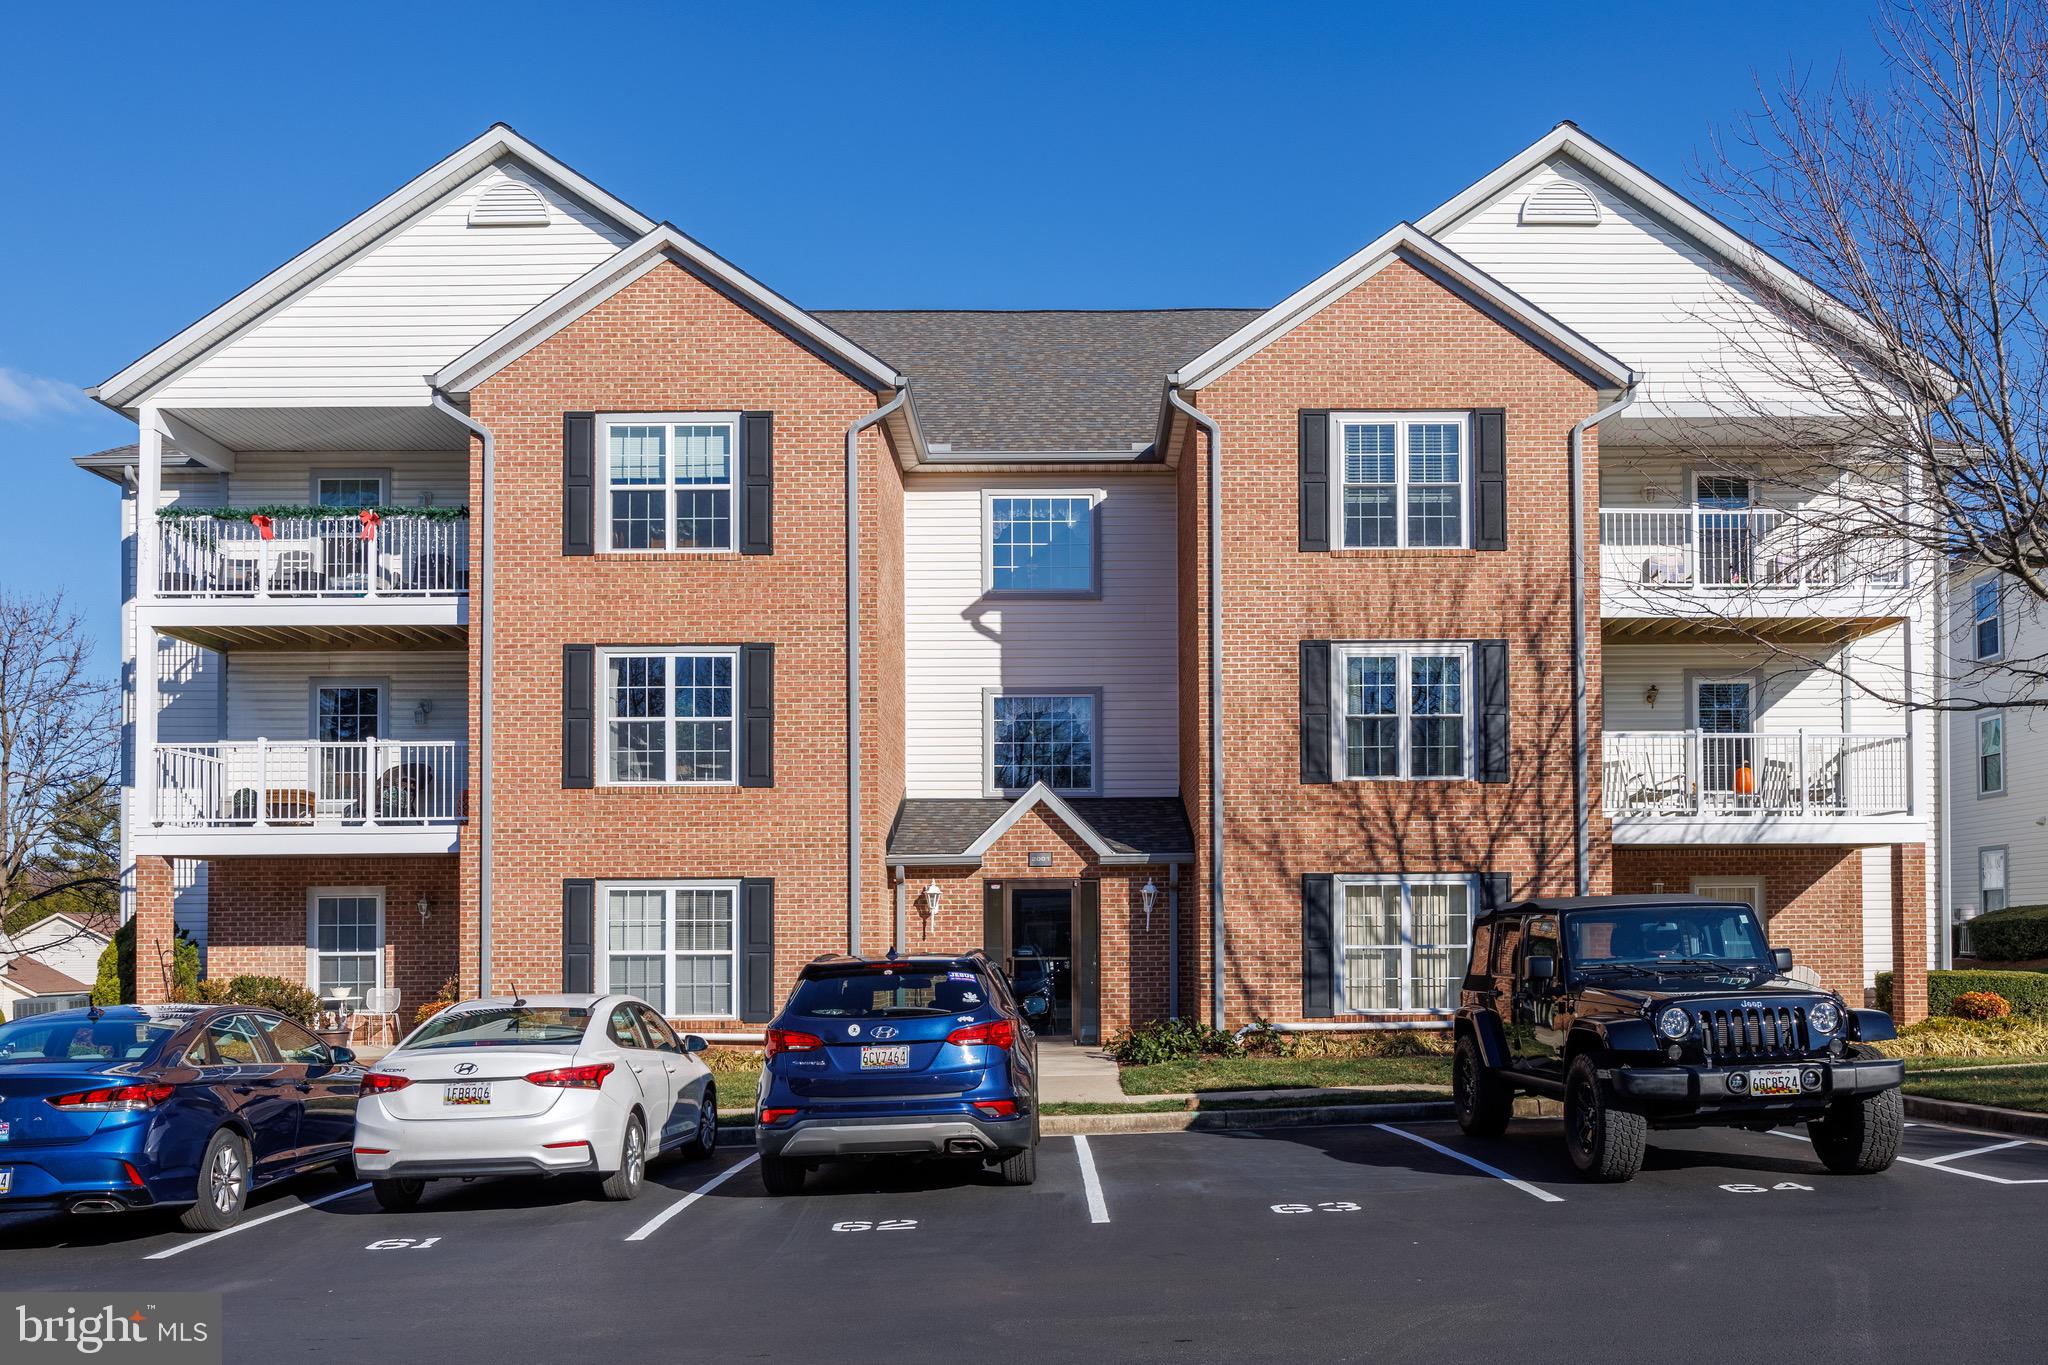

[1600,507,1904,592]
[152,740,468,829]
[1602,730,1909,818]
[155,515,469,599]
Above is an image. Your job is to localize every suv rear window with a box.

[789,968,991,1018]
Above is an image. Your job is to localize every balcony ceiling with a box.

[1602,615,1898,644]
[165,403,471,453]
[159,622,466,653]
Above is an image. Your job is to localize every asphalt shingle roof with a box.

[887,797,1194,861]
[815,310,1259,454]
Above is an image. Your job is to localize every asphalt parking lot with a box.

[3,1115,2044,1364]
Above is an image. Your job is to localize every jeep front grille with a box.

[1692,1005,1810,1060]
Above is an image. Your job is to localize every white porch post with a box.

[134,404,163,831]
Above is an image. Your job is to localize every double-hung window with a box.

[1335,413,1469,548]
[307,890,382,1003]
[1979,847,2009,915]
[986,492,1100,594]
[1337,644,1470,779]
[603,416,738,552]
[1334,875,1472,1013]
[602,648,736,785]
[1974,579,2003,661]
[989,692,1098,794]
[1978,714,2005,796]
[602,882,738,1018]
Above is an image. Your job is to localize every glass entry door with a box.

[1694,679,1755,808]
[1009,889,1073,1037]
[315,684,382,817]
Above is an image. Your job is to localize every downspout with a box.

[1935,569,1953,968]
[1167,863,1180,1021]
[1165,385,1226,1031]
[844,384,911,954]
[1569,382,1638,896]
[430,389,495,994]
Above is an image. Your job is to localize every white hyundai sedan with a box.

[352,994,719,1209]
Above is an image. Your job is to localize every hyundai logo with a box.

[870,1026,899,1040]
[454,1061,478,1076]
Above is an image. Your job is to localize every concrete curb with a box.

[1903,1095,2048,1139]
[1040,1102,1455,1135]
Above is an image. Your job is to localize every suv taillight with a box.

[46,1083,175,1112]
[525,1063,613,1089]
[764,1028,824,1059]
[360,1072,413,1095]
[946,1019,1016,1050]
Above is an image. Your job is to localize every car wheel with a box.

[682,1084,719,1160]
[759,1155,806,1196]
[993,1143,1037,1187]
[179,1130,251,1232]
[1809,1051,1903,1174]
[371,1178,425,1212]
[600,1117,647,1201]
[1454,1033,1513,1138]
[1563,1053,1646,1182]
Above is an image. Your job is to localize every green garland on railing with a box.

[156,504,469,522]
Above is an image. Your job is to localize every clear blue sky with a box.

[0,0,1883,673]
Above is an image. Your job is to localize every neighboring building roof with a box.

[816,310,1258,455]
[888,790,1195,865]
[20,910,117,942]
[0,956,91,997]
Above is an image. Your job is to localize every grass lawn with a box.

[1898,1055,2048,1073]
[1044,1089,1449,1116]
[1902,1062,2048,1113]
[1119,1055,1453,1096]
[707,1064,761,1112]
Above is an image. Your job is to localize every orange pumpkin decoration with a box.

[1733,764,1755,795]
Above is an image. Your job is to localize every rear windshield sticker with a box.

[948,971,977,983]
[961,992,980,1004]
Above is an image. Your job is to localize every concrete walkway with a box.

[1034,1043,1130,1103]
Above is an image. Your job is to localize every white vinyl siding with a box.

[904,472,1177,797]
[1949,579,2046,913]
[222,653,466,743]
[599,882,738,1019]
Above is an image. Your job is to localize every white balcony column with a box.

[135,403,163,607]
[133,405,164,830]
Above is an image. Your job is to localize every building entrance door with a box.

[1010,889,1073,1037]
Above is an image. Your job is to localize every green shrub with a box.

[191,974,320,1026]
[1246,1028,1454,1060]
[1964,904,2048,962]
[1106,1017,1243,1065]
[1877,969,2048,1020]
[701,1046,764,1079]
[1874,1015,2048,1059]
[1953,990,2013,1020]
[90,920,199,1005]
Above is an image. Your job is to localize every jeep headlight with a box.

[1655,1005,1692,1040]
[1808,1000,1841,1036]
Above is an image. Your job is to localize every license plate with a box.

[442,1082,492,1106]
[860,1045,910,1070]
[1749,1066,1801,1097]
[0,1169,11,1194]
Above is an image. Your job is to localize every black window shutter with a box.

[741,410,773,556]
[563,412,596,556]
[1300,640,1333,784]
[563,879,595,993]
[1302,874,1335,1018]
[1480,873,1513,916]
[740,879,775,1022]
[1472,408,1506,552]
[1299,410,1331,552]
[1475,639,1510,784]
[982,882,1007,964]
[563,644,595,789]
[740,643,775,787]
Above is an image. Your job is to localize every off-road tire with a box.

[371,1178,425,1212]
[759,1155,806,1196]
[599,1117,647,1201]
[179,1130,251,1232]
[1564,1052,1647,1182]
[1809,1049,1903,1174]
[1454,1033,1514,1138]
[994,1143,1038,1187]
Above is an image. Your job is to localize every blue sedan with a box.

[0,1004,362,1230]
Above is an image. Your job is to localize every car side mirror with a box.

[1771,948,1794,973]
[682,1034,709,1054]
[1525,954,1557,981]
[329,1046,357,1065]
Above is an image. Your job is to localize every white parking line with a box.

[144,1184,370,1261]
[1072,1136,1109,1224]
[1769,1127,2048,1185]
[1372,1124,1564,1203]
[624,1155,759,1242]
[1919,1139,2032,1166]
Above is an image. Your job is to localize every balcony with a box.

[138,739,467,856]
[1603,729,1918,845]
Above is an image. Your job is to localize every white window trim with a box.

[1332,642,1474,782]
[305,886,385,1001]
[1978,846,2009,916]
[981,488,1106,598]
[984,687,1104,797]
[1331,873,1475,1016]
[1973,577,2004,662]
[308,468,392,507]
[595,879,741,1021]
[1689,876,1765,914]
[1978,713,2006,797]
[1328,411,1471,550]
[598,412,741,555]
[597,646,740,788]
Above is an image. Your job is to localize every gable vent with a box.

[469,179,551,228]
[1519,180,1602,226]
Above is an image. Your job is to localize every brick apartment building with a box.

[88,123,1938,1045]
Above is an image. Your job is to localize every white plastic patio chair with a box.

[355,987,401,1047]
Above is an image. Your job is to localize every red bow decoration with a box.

[357,508,382,542]
[249,514,275,541]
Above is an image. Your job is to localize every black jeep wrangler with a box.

[1454,895,1905,1182]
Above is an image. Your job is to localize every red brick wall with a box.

[1179,258,1611,1026]
[1890,842,1929,1024]
[463,258,898,1014]
[132,855,178,1004]
[205,856,459,1015]
[1612,845,1865,998]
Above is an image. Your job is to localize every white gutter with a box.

[1165,385,1227,1031]
[430,390,496,993]
[844,385,911,953]
[1569,383,1638,894]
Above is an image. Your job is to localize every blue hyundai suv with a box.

[755,951,1038,1194]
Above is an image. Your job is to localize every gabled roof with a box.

[434,224,902,395]
[94,124,658,411]
[0,956,91,997]
[887,787,1194,866]
[1173,223,1634,393]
